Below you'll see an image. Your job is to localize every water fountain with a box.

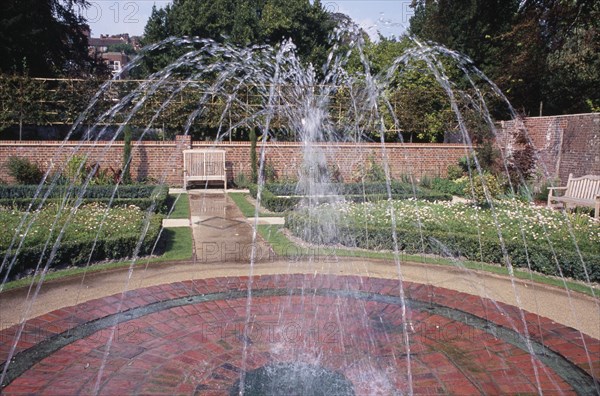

[0,24,599,395]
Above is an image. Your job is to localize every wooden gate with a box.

[183,149,227,190]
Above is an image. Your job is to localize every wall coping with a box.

[0,141,180,147]
[501,112,599,123]
[0,140,472,149]
[192,141,472,149]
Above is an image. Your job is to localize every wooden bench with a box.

[183,149,227,190]
[547,174,600,219]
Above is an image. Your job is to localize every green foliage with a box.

[65,155,88,185]
[464,173,503,203]
[365,156,387,182]
[107,43,136,55]
[263,160,278,183]
[409,0,600,116]
[430,177,465,196]
[249,128,258,183]
[352,155,388,182]
[0,206,163,279]
[141,0,336,74]
[122,125,133,184]
[458,155,477,174]
[0,76,107,133]
[419,175,432,189]
[0,185,169,212]
[446,165,463,180]
[248,182,452,212]
[233,173,251,189]
[248,184,300,212]
[5,156,43,185]
[286,199,600,282]
[0,0,103,77]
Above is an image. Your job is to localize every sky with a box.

[84,0,414,39]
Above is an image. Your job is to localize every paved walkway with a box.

[0,191,599,394]
[187,191,274,263]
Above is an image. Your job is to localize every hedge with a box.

[0,214,163,279]
[249,184,301,212]
[286,214,600,282]
[265,181,450,198]
[248,184,451,213]
[0,185,169,212]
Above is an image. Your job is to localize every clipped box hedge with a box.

[249,184,301,212]
[0,214,163,279]
[248,183,451,213]
[265,181,451,199]
[0,185,169,212]
[286,214,600,283]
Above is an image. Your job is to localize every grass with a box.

[166,194,190,219]
[257,225,600,298]
[1,227,193,292]
[228,192,280,217]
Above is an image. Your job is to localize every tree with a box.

[107,43,136,55]
[0,0,100,77]
[409,0,600,116]
[140,0,336,71]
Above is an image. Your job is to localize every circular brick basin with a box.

[1,275,599,395]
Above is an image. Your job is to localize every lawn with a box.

[166,193,191,219]
[228,192,281,217]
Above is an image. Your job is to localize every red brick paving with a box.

[1,274,598,395]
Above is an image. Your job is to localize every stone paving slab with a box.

[162,219,191,228]
[188,192,274,263]
[0,275,598,395]
[246,217,285,225]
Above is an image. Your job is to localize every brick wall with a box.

[0,137,470,187]
[498,113,600,184]
[0,135,191,186]
[194,141,470,183]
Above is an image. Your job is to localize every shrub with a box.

[122,125,133,184]
[446,164,463,180]
[89,164,120,185]
[65,155,88,185]
[233,173,251,189]
[352,155,387,183]
[6,157,43,185]
[419,175,432,189]
[250,128,258,183]
[365,155,387,182]
[263,160,278,183]
[430,177,465,196]
[464,173,503,203]
[249,184,300,212]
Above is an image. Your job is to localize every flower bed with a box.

[0,185,169,212]
[0,203,163,278]
[286,199,600,282]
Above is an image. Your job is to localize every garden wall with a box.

[498,113,600,184]
[0,136,191,186]
[200,141,471,183]
[0,137,470,187]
